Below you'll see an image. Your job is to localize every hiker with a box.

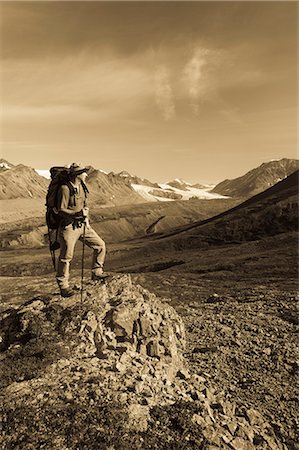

[55,163,106,297]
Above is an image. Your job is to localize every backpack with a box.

[45,167,89,257]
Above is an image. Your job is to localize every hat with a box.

[69,163,88,175]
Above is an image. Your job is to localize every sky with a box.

[0,1,298,183]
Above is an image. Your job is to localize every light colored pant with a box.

[56,224,106,289]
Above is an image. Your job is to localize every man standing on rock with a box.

[56,163,107,297]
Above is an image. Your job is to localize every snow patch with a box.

[132,183,228,202]
[131,184,168,202]
[35,169,51,179]
[0,163,11,169]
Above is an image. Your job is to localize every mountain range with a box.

[109,168,298,273]
[0,158,223,203]
[0,158,297,204]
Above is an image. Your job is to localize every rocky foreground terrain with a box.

[0,169,297,449]
[0,274,293,450]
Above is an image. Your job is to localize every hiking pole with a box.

[47,229,56,270]
[81,222,86,302]
[51,249,56,271]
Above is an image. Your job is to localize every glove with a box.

[82,207,89,217]
[74,210,85,220]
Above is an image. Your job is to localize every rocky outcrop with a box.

[0,276,186,402]
[0,275,285,449]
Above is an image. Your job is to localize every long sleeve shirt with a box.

[57,183,86,225]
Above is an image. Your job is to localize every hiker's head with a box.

[69,163,88,182]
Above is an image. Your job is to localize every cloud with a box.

[183,47,210,115]
[1,55,154,124]
[154,66,175,121]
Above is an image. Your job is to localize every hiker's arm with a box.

[58,185,84,219]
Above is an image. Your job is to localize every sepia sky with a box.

[0,1,298,183]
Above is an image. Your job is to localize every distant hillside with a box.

[119,170,298,265]
[0,164,49,199]
[85,168,148,206]
[212,158,298,198]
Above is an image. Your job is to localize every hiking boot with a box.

[91,272,110,281]
[60,287,75,298]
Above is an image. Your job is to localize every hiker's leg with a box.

[80,226,106,275]
[56,225,80,289]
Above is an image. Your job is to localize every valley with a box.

[0,197,240,248]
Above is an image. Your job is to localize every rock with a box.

[202,426,221,446]
[64,392,73,401]
[115,361,126,373]
[119,393,129,403]
[238,421,255,442]
[230,437,255,450]
[191,374,206,385]
[126,404,149,432]
[259,430,281,450]
[146,340,159,357]
[204,399,216,423]
[246,408,264,426]
[221,431,233,444]
[263,347,272,356]
[112,307,138,338]
[227,420,238,436]
[204,387,217,403]
[177,368,190,380]
[192,413,206,427]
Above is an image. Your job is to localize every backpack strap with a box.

[63,181,77,207]
[59,181,88,208]
[81,181,89,207]
[81,181,89,195]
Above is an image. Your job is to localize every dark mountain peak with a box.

[212,158,298,198]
